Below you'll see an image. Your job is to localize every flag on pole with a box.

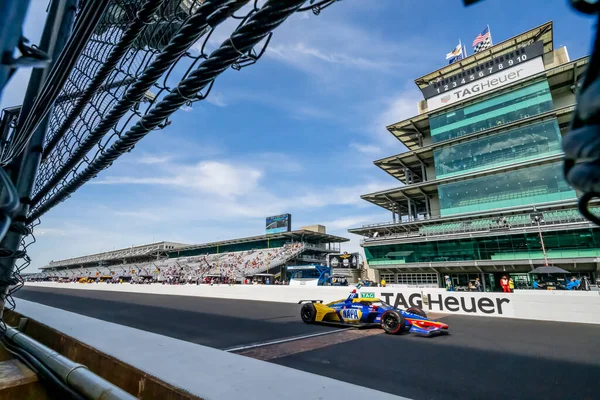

[472,26,492,53]
[446,41,464,64]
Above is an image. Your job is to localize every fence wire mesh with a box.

[28,0,339,222]
[32,0,208,213]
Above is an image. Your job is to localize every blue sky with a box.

[1,0,595,270]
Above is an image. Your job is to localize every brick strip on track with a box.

[234,329,384,361]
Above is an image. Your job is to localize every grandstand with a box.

[28,229,349,283]
[43,241,189,269]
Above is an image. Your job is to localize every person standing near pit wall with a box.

[500,276,510,293]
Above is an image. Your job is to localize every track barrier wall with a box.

[24,282,600,324]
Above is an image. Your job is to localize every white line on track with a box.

[224,328,353,353]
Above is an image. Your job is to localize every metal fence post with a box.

[0,0,33,103]
[0,0,78,321]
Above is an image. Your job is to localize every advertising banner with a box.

[426,56,545,112]
[357,288,515,317]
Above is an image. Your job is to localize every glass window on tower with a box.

[437,162,576,216]
[433,119,562,179]
[430,80,553,143]
[363,228,600,263]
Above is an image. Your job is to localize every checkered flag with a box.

[472,26,493,54]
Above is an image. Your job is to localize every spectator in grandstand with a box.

[475,277,482,292]
[532,280,541,289]
[444,276,453,291]
[566,277,579,290]
[380,278,386,287]
[500,276,510,293]
[509,278,515,293]
[580,276,590,291]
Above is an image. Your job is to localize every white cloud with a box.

[113,210,163,222]
[292,181,392,209]
[267,42,400,73]
[349,142,381,155]
[205,92,226,107]
[377,92,422,129]
[92,160,262,197]
[180,105,193,112]
[222,88,339,122]
[136,154,173,164]
[83,152,393,227]
[35,228,66,237]
[261,13,433,87]
[365,88,423,150]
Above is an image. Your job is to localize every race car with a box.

[298,289,449,336]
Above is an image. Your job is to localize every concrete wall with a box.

[552,86,576,110]
[25,282,600,324]
[428,195,441,217]
[543,47,571,70]
[426,163,436,182]
[300,225,326,234]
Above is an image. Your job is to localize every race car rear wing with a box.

[297,300,323,304]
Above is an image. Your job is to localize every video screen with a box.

[266,214,291,234]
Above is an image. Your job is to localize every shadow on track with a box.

[14,286,337,349]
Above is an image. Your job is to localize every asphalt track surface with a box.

[15,286,600,400]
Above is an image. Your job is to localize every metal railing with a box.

[5,324,136,399]
[361,208,598,244]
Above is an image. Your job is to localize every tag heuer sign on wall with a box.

[328,252,359,269]
[426,56,545,112]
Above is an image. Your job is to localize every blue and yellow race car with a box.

[299,290,449,336]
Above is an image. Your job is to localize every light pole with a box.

[530,212,549,267]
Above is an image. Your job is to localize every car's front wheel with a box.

[381,310,405,334]
[406,307,428,318]
[300,303,316,324]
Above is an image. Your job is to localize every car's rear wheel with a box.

[301,303,316,323]
[381,310,405,334]
[406,307,428,318]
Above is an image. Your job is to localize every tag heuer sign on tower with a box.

[425,40,545,112]
[328,252,359,269]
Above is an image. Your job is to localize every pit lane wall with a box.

[24,282,600,324]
